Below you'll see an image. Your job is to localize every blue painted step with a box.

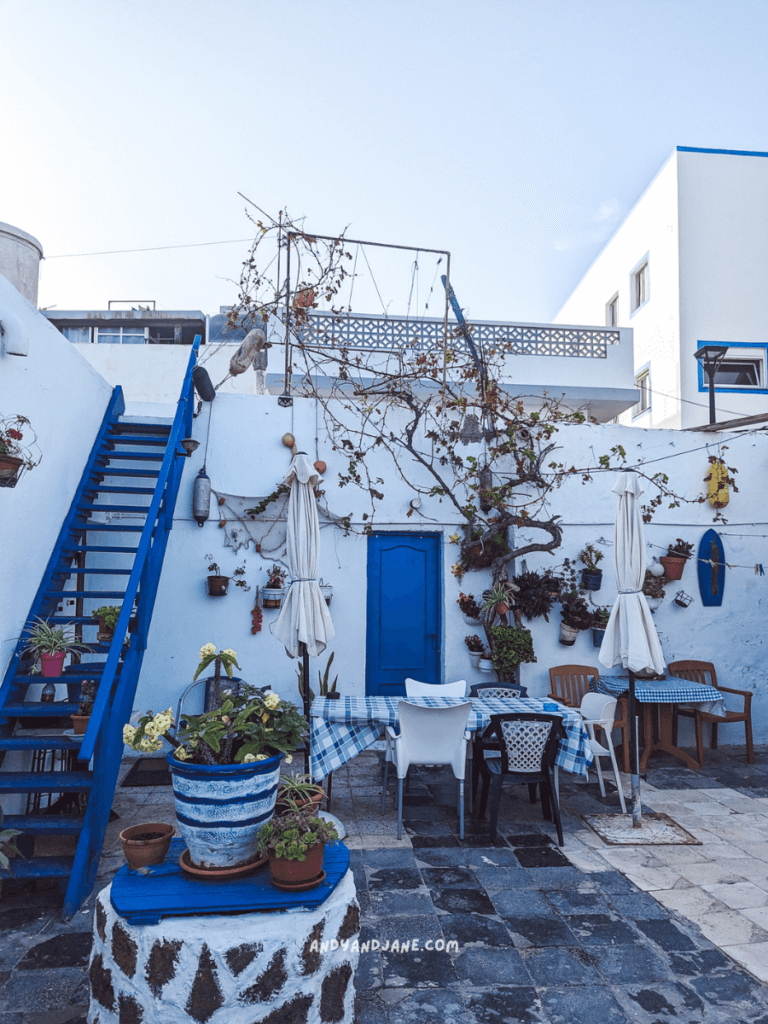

[86,486,155,495]
[89,468,160,478]
[61,546,140,554]
[0,737,84,751]
[3,815,84,833]
[2,703,81,717]
[0,772,92,792]
[53,568,133,576]
[76,504,152,514]
[9,857,75,879]
[69,524,146,533]
[99,452,165,461]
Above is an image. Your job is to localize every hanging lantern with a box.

[705,457,729,509]
[479,465,493,513]
[192,469,211,527]
[192,366,216,402]
[282,433,296,449]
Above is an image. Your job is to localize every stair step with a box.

[61,546,139,554]
[0,737,84,751]
[65,662,107,672]
[8,856,76,879]
[44,591,126,599]
[0,772,92,793]
[69,524,145,533]
[1,703,81,717]
[85,485,155,495]
[76,504,151,514]
[89,468,160,478]
[39,617,106,625]
[111,422,171,434]
[98,452,165,462]
[53,568,133,576]
[3,815,84,834]
[105,434,171,446]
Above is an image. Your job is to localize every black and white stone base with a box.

[88,870,359,1024]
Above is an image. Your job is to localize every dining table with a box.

[593,675,725,771]
[309,694,594,783]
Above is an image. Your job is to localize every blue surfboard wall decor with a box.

[698,529,725,607]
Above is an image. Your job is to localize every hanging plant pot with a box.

[659,556,686,581]
[559,623,580,646]
[674,590,694,609]
[0,453,23,487]
[591,627,606,649]
[319,584,333,606]
[469,652,483,669]
[205,574,230,597]
[40,652,66,677]
[581,569,603,591]
[646,596,663,614]
[478,657,496,675]
[261,587,284,609]
[495,601,510,617]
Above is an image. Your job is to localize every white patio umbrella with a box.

[598,472,665,827]
[272,452,335,767]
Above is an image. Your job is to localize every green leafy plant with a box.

[205,557,250,591]
[578,545,604,572]
[276,774,325,814]
[591,606,611,628]
[258,809,338,861]
[488,625,536,674]
[297,651,338,701]
[457,592,481,618]
[76,678,98,716]
[92,605,121,633]
[22,618,93,658]
[482,585,512,611]
[0,414,41,472]
[512,571,555,622]
[464,634,485,654]
[0,821,22,896]
[559,591,592,630]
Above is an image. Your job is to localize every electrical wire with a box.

[45,238,254,259]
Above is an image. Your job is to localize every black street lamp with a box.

[694,345,728,425]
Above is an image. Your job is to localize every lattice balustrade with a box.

[289,311,620,358]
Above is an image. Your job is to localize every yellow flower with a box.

[285,754,293,765]
[222,648,237,659]
[122,725,137,744]
[264,693,280,710]
[261,712,269,723]
[255,754,268,761]
[242,753,257,762]
[174,746,190,761]
[199,643,216,660]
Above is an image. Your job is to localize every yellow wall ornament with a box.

[705,456,730,509]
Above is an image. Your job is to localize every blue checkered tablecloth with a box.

[309,696,593,781]
[594,676,725,716]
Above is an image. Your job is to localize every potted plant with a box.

[92,605,121,643]
[642,568,666,613]
[318,578,333,606]
[579,544,604,591]
[513,571,556,622]
[591,606,611,648]
[464,526,510,569]
[258,808,339,890]
[542,572,563,600]
[262,563,288,608]
[482,582,517,621]
[297,651,340,701]
[0,415,41,487]
[488,625,536,681]
[205,558,249,597]
[119,822,175,870]
[464,634,486,669]
[22,618,93,678]
[559,591,592,646]
[457,592,481,625]
[70,678,98,734]
[275,774,325,817]
[660,540,694,581]
[123,643,307,870]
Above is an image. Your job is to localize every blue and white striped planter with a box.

[166,751,284,869]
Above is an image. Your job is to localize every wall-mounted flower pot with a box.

[0,454,23,488]
[646,596,663,614]
[495,601,510,617]
[469,652,483,669]
[478,657,496,675]
[581,569,603,591]
[559,623,580,646]
[205,575,229,597]
[462,613,480,626]
[261,588,284,609]
[319,585,333,606]
[591,627,606,648]
[674,590,693,609]
[119,822,175,870]
[659,556,686,580]
[40,652,66,677]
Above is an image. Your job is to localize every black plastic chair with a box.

[469,682,529,802]
[476,713,566,845]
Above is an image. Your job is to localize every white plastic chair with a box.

[405,678,467,698]
[382,701,472,839]
[554,692,627,814]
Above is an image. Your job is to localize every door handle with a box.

[426,632,438,650]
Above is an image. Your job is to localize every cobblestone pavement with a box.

[1,747,768,1023]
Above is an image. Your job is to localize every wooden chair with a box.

[548,664,631,772]
[668,660,754,765]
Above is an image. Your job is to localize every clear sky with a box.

[2,0,767,324]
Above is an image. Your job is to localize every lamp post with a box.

[694,346,728,425]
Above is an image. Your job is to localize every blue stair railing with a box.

[0,336,200,916]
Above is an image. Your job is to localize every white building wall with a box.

[132,392,768,747]
[678,149,768,428]
[0,274,113,683]
[554,152,682,430]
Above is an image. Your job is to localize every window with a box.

[605,294,619,327]
[632,369,650,417]
[61,327,92,344]
[631,260,649,313]
[96,327,146,344]
[699,346,767,390]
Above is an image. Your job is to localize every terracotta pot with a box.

[119,822,175,870]
[97,617,115,644]
[0,453,23,483]
[659,555,686,581]
[314,460,327,475]
[40,652,65,677]
[274,791,323,818]
[496,602,509,616]
[70,714,90,735]
[206,574,229,597]
[268,841,325,886]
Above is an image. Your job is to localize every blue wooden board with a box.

[110,839,351,925]
[698,529,725,607]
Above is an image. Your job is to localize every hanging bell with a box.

[192,366,216,402]
[192,469,211,527]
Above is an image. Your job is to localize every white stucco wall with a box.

[554,152,682,431]
[131,390,768,746]
[0,273,113,682]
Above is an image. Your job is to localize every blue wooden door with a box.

[366,533,441,697]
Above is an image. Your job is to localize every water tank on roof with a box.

[0,222,44,305]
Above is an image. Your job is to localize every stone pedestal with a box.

[88,870,359,1024]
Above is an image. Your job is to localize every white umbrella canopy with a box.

[272,453,335,660]
[599,472,664,676]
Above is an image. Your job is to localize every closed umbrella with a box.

[598,472,665,827]
[272,452,335,770]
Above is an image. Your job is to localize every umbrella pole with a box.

[628,670,642,827]
[301,641,311,776]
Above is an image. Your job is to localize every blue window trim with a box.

[629,253,650,318]
[677,145,768,158]
[632,361,651,419]
[696,340,768,395]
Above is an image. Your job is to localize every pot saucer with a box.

[178,849,267,880]
[270,869,326,893]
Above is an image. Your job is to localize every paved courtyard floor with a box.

[2,746,768,1022]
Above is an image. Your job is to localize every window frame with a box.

[605,293,619,327]
[629,254,650,316]
[696,341,768,394]
[632,364,651,419]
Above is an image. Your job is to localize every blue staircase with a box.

[0,338,200,916]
